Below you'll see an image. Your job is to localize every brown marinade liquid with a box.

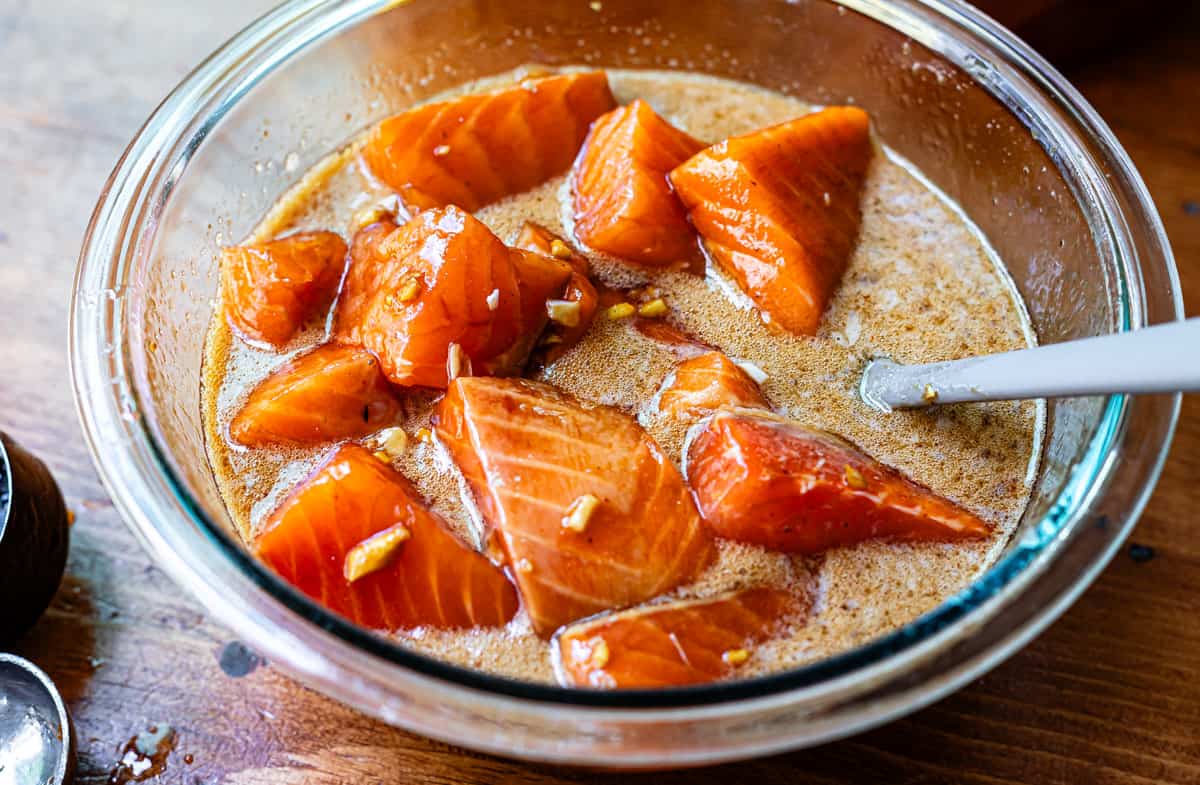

[201,69,1042,684]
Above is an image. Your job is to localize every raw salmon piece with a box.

[514,221,589,276]
[573,99,706,266]
[256,443,519,630]
[220,231,348,348]
[632,319,711,358]
[554,587,801,688]
[362,72,616,212]
[656,351,769,419]
[514,222,599,364]
[333,219,399,335]
[669,107,873,335]
[333,207,572,388]
[434,377,715,636]
[686,411,989,554]
[229,344,400,447]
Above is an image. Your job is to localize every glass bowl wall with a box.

[71,0,1180,767]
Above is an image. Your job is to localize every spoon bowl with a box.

[0,654,74,785]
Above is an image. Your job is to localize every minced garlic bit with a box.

[722,648,751,667]
[822,191,832,207]
[546,298,582,327]
[343,524,411,583]
[486,288,500,311]
[562,493,601,533]
[350,205,389,234]
[375,426,409,459]
[485,537,507,564]
[515,558,534,574]
[922,384,939,404]
[589,638,610,668]
[637,298,669,318]
[398,277,422,303]
[844,464,868,490]
[447,342,466,380]
[348,195,403,235]
[433,144,451,156]
[589,0,603,11]
[606,302,635,320]
[415,427,433,444]
[549,239,573,259]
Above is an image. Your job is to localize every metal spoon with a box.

[859,317,1200,411]
[0,653,74,785]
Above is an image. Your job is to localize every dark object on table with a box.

[218,641,264,678]
[0,432,70,644]
[1128,543,1156,563]
[0,653,76,785]
[973,0,1164,65]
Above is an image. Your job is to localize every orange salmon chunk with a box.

[669,106,873,335]
[333,207,572,388]
[554,588,801,688]
[514,222,599,364]
[631,319,713,357]
[434,377,716,637]
[514,221,590,277]
[572,99,706,266]
[230,344,400,447]
[686,411,989,554]
[220,231,348,348]
[256,443,519,630]
[656,351,769,419]
[362,71,616,213]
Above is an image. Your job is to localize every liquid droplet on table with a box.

[107,724,176,784]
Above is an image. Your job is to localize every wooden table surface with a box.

[3,2,1198,783]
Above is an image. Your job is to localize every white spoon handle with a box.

[859,318,1200,411]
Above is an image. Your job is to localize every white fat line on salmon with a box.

[430,434,490,552]
[733,358,769,384]
[638,369,677,431]
[702,254,759,314]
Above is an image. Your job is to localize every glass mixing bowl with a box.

[69,0,1181,767]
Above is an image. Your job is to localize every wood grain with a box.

[2,2,1198,783]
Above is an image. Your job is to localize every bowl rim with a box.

[0,434,11,541]
[70,0,1182,719]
